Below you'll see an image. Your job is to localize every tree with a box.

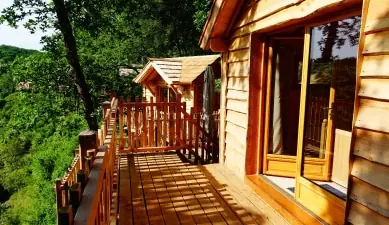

[52,0,97,130]
[1,0,98,131]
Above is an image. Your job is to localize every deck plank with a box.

[118,153,288,225]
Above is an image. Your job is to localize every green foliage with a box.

[0,45,38,64]
[0,0,212,224]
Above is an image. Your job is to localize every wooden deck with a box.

[118,153,289,225]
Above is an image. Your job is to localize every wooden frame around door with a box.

[262,36,330,180]
[294,10,362,224]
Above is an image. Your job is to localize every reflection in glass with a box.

[302,15,361,199]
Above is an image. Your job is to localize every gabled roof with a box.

[199,0,243,50]
[133,55,220,84]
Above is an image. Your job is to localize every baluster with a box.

[182,102,187,155]
[188,108,194,160]
[194,112,200,165]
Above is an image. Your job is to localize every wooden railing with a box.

[304,97,355,158]
[55,97,119,225]
[118,94,219,164]
[55,94,219,224]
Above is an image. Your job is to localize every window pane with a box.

[302,15,361,199]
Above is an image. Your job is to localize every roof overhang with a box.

[199,0,243,52]
[132,61,173,85]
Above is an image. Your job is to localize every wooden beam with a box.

[210,37,229,52]
[246,34,267,175]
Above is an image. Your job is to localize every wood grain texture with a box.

[232,0,362,37]
[219,53,229,164]
[226,122,247,148]
[226,110,248,128]
[226,99,248,114]
[228,49,250,63]
[350,177,389,218]
[245,35,267,176]
[233,0,302,29]
[348,201,389,225]
[359,78,389,100]
[351,156,389,192]
[361,55,389,77]
[363,31,389,54]
[227,77,249,91]
[229,35,251,51]
[226,89,248,101]
[228,61,250,77]
[354,99,389,133]
[225,132,246,154]
[353,128,389,167]
[364,0,389,33]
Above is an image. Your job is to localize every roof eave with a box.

[199,0,243,51]
[133,62,153,83]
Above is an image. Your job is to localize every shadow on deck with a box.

[118,152,289,225]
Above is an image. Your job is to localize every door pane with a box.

[268,39,304,156]
[302,15,361,199]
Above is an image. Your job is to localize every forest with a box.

[0,0,211,224]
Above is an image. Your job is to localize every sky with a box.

[0,0,54,50]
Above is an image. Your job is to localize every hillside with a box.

[0,45,38,64]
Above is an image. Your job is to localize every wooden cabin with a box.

[133,55,221,113]
[200,0,389,224]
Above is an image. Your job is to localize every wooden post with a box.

[119,97,124,151]
[169,101,174,145]
[77,171,86,190]
[55,179,63,213]
[102,101,111,119]
[319,119,328,159]
[156,101,161,147]
[142,105,147,147]
[188,107,194,160]
[163,103,168,146]
[127,97,132,152]
[58,205,73,225]
[175,94,182,147]
[194,112,200,165]
[150,97,155,147]
[134,100,139,149]
[182,102,187,155]
[79,130,97,173]
[69,183,81,214]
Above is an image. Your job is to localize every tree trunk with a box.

[321,21,339,61]
[53,0,98,131]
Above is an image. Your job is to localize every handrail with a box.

[55,97,119,225]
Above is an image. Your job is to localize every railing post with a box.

[58,205,73,225]
[102,101,111,120]
[69,183,81,214]
[79,130,98,176]
[119,96,124,151]
[55,179,63,217]
[127,97,133,152]
[319,119,328,159]
[175,94,181,147]
[182,102,187,155]
[188,107,194,160]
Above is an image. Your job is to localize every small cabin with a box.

[133,55,221,113]
[201,0,389,224]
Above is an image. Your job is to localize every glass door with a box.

[263,36,304,178]
[295,15,361,225]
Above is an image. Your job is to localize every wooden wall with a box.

[143,85,155,102]
[219,0,362,178]
[221,35,250,179]
[346,0,389,224]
